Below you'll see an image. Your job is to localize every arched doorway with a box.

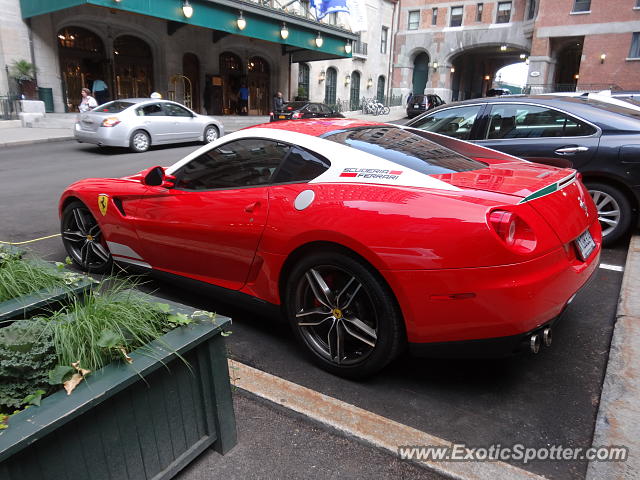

[220,52,242,114]
[553,41,583,91]
[376,76,385,103]
[325,67,337,106]
[412,52,429,95]
[57,27,107,112]
[183,53,200,112]
[349,71,361,110]
[248,56,269,115]
[297,63,310,100]
[113,35,153,99]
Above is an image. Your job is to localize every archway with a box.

[376,76,385,103]
[57,26,106,112]
[553,40,583,91]
[113,35,153,99]
[182,53,200,112]
[349,71,361,110]
[247,56,270,115]
[220,52,242,114]
[412,52,429,95]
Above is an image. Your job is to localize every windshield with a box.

[324,127,486,175]
[94,101,135,113]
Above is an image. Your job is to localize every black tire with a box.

[203,125,219,144]
[129,130,150,153]
[284,251,405,378]
[585,182,632,246]
[61,200,113,274]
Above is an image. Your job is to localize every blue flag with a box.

[311,0,349,19]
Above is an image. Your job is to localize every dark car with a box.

[405,95,640,244]
[270,101,344,122]
[406,94,445,118]
[486,88,512,97]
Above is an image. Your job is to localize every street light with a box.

[600,53,606,64]
[345,41,352,54]
[280,23,289,40]
[367,77,373,88]
[237,11,246,30]
[182,0,193,18]
[319,69,326,82]
[315,32,323,48]
[345,74,351,86]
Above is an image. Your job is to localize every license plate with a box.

[413,104,419,108]
[279,115,285,119]
[575,229,596,261]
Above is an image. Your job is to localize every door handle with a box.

[245,201,260,213]
[555,146,589,155]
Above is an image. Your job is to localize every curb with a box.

[586,235,640,479]
[0,136,73,148]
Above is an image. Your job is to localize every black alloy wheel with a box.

[285,251,404,378]
[61,201,112,273]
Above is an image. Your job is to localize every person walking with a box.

[238,83,249,115]
[91,77,109,105]
[78,88,98,112]
[272,91,284,113]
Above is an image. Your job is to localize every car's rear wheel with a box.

[61,200,112,273]
[586,182,632,245]
[203,125,219,144]
[129,130,150,153]
[284,251,404,378]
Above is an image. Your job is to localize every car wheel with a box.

[284,251,405,378]
[203,125,219,144]
[61,200,112,274]
[586,182,632,245]
[129,130,150,153]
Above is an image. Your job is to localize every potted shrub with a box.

[0,285,236,479]
[295,85,308,101]
[8,60,37,100]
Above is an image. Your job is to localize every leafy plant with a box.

[8,59,37,82]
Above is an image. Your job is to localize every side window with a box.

[138,103,164,116]
[273,147,331,183]
[163,103,193,117]
[485,104,596,139]
[410,105,483,140]
[174,139,289,190]
[319,104,332,114]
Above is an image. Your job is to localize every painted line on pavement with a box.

[228,359,545,480]
[0,233,61,245]
[599,263,624,272]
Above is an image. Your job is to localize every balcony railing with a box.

[353,40,368,56]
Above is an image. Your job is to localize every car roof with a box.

[247,118,384,136]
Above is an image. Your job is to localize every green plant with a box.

[297,85,308,99]
[8,59,37,82]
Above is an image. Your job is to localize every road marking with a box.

[0,233,61,245]
[228,360,545,480]
[599,263,624,272]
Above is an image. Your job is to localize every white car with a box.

[74,99,224,153]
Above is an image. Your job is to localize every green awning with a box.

[20,0,356,62]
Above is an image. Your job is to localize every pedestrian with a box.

[78,87,97,112]
[272,91,284,113]
[238,83,249,115]
[91,77,109,105]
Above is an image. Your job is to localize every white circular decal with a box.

[294,190,315,211]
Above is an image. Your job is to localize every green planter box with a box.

[0,299,236,480]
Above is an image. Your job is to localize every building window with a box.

[432,7,438,25]
[636,0,640,8]
[527,0,536,19]
[496,2,512,23]
[328,12,338,24]
[377,76,385,103]
[476,3,483,21]
[325,67,337,106]
[450,6,463,26]
[298,63,309,100]
[630,32,640,58]
[408,10,420,30]
[572,0,590,12]
[349,71,361,110]
[381,27,388,53]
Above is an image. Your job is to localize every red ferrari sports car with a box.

[59,119,601,377]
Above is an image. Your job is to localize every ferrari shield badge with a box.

[98,194,109,216]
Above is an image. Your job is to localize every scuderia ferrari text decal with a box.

[340,168,403,180]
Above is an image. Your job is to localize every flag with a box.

[311,0,350,19]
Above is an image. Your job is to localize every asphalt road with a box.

[0,140,630,480]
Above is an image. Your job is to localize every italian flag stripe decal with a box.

[519,183,558,203]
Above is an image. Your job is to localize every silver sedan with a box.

[74,98,224,153]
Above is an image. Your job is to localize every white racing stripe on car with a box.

[599,263,624,272]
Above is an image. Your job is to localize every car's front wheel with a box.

[586,182,632,246]
[284,251,404,378]
[203,125,219,144]
[61,201,112,273]
[129,130,150,153]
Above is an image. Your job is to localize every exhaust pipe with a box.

[542,327,552,347]
[530,334,541,354]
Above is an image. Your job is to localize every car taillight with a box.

[101,117,121,127]
[287,106,293,110]
[488,210,537,253]
[292,112,303,119]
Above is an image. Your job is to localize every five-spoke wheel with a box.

[61,201,112,273]
[285,252,404,378]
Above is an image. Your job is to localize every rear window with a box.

[283,102,308,110]
[324,127,486,175]
[575,98,640,121]
[95,101,135,113]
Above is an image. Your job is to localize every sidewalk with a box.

[0,107,407,149]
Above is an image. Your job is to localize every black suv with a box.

[406,94,445,118]
[406,95,640,244]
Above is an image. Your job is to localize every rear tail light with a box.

[488,209,537,253]
[292,112,303,119]
[101,117,121,127]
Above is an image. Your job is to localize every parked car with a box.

[406,94,445,118]
[406,95,640,244]
[74,99,224,153]
[270,101,344,122]
[486,88,512,97]
[60,119,600,377]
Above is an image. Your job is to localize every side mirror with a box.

[143,166,176,188]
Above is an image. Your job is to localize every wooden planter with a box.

[0,299,236,480]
